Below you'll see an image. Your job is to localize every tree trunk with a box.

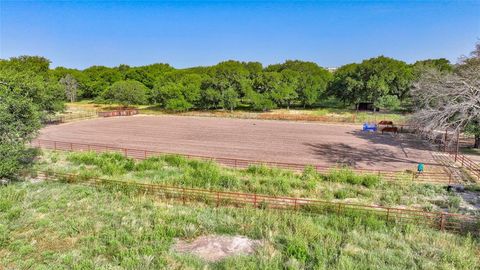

[475,135,480,149]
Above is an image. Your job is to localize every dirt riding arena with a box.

[38,115,437,170]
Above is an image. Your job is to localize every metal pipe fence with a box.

[32,138,454,184]
[97,109,139,117]
[447,152,480,181]
[38,171,479,233]
[42,111,98,124]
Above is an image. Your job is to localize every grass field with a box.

[35,151,480,215]
[1,180,479,269]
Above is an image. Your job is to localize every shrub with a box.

[165,98,192,112]
[135,157,166,171]
[334,189,350,199]
[161,155,188,167]
[301,165,319,181]
[361,174,380,188]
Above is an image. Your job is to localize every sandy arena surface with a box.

[38,115,437,170]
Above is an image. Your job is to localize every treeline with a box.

[1,55,453,112]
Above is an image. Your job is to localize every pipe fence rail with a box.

[32,138,455,184]
[42,111,98,124]
[447,152,480,181]
[38,171,479,233]
[97,109,139,117]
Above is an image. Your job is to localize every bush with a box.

[165,98,192,112]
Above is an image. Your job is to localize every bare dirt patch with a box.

[38,115,436,170]
[173,235,260,262]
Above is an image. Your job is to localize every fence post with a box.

[70,142,73,151]
[448,173,452,185]
[439,213,446,231]
[54,141,57,151]
[386,208,390,222]
[182,188,186,205]
[216,192,219,207]
[411,171,415,181]
[253,193,257,208]
[144,150,147,159]
[294,199,298,211]
[123,148,127,157]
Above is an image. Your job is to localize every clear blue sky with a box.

[1,0,479,69]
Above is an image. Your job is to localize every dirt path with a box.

[38,115,436,170]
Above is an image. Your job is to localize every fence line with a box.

[38,171,479,233]
[42,111,98,124]
[447,152,480,181]
[32,138,454,184]
[97,109,139,117]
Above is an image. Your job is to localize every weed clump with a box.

[324,168,380,187]
[68,152,134,175]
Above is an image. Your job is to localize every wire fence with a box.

[37,171,479,234]
[32,138,455,184]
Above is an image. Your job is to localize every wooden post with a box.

[439,213,446,231]
[216,192,219,207]
[386,208,390,222]
[454,132,460,162]
[253,194,257,208]
[54,141,57,151]
[444,130,448,152]
[182,188,186,205]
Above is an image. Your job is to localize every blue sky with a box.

[1,1,479,69]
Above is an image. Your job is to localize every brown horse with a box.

[381,126,398,134]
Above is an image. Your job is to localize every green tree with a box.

[165,97,192,112]
[83,66,123,98]
[374,95,401,111]
[221,87,239,112]
[271,70,298,109]
[199,87,222,109]
[266,60,332,107]
[0,56,64,113]
[246,90,276,112]
[328,57,413,110]
[0,86,41,180]
[59,74,78,102]
[102,80,148,106]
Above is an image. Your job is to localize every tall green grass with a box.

[1,182,478,269]
[35,151,471,214]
